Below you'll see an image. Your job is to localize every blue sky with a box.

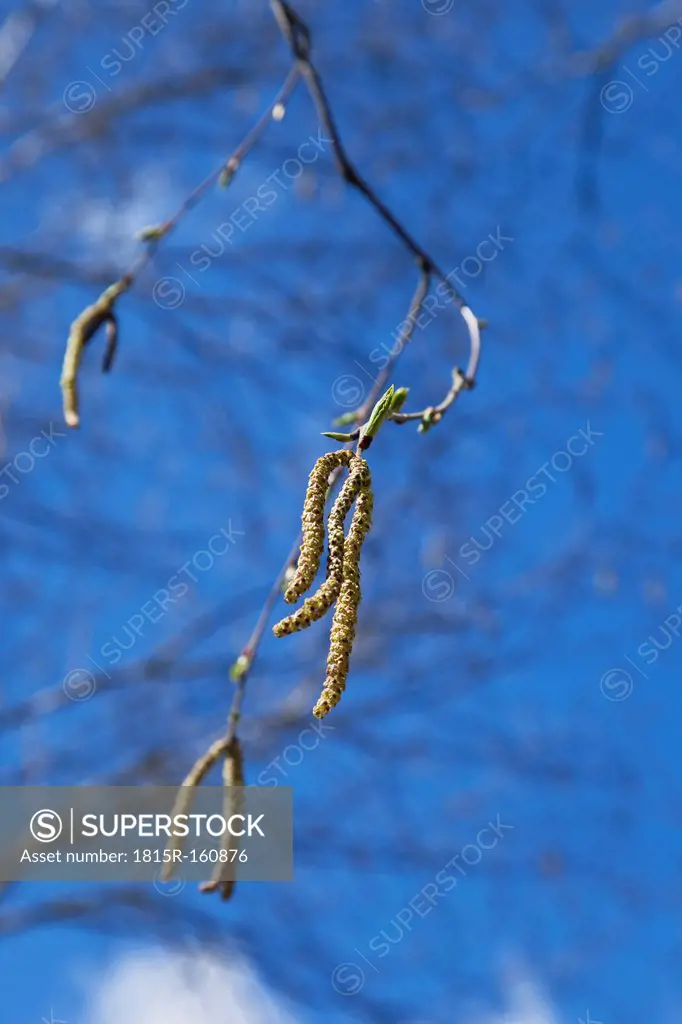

[1,1,681,1021]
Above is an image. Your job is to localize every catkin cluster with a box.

[273,450,373,718]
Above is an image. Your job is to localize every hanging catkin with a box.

[313,481,373,719]
[283,449,355,604]
[273,455,370,636]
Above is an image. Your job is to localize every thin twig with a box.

[390,366,476,431]
[60,66,300,427]
[357,270,431,423]
[271,0,481,387]
[175,1,484,899]
[97,0,485,900]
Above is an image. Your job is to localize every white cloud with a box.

[86,948,303,1024]
[73,168,175,266]
[84,946,565,1024]
[480,974,559,1024]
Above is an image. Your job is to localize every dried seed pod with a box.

[284,449,355,604]
[199,737,244,901]
[273,454,370,636]
[313,481,373,718]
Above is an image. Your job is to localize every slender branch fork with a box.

[173,0,483,898]
[60,0,484,897]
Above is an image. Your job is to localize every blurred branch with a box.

[569,0,682,73]
[0,65,248,185]
[0,1,53,85]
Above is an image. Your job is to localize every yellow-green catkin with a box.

[283,449,355,604]
[313,481,373,719]
[60,279,129,428]
[273,455,370,636]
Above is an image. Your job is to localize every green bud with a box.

[390,387,409,412]
[219,159,238,188]
[332,411,358,427]
[229,654,250,683]
[321,431,356,442]
[137,224,166,242]
[361,385,394,442]
[417,408,438,434]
